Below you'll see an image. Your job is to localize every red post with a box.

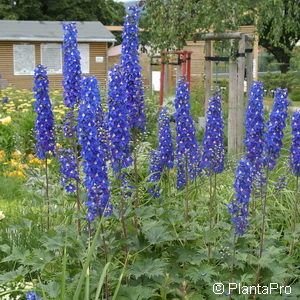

[159,55,165,106]
[182,51,187,78]
[187,52,192,87]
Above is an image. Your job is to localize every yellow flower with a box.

[0,211,5,221]
[0,116,12,125]
[12,150,22,158]
[29,157,42,164]
[56,143,62,148]
[0,150,5,162]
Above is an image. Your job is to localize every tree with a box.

[142,0,300,72]
[0,0,125,25]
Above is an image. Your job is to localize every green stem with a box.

[208,173,213,259]
[256,168,269,285]
[229,233,237,300]
[101,223,110,300]
[289,176,299,255]
[45,155,50,230]
[184,156,189,224]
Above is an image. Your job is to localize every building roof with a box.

[0,20,115,42]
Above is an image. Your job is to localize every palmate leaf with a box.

[129,258,168,279]
[117,285,155,300]
[0,266,27,285]
[185,264,217,284]
[1,247,30,263]
[142,220,176,244]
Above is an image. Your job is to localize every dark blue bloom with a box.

[201,92,225,174]
[158,107,174,169]
[174,78,200,189]
[148,150,163,198]
[78,76,112,221]
[107,65,132,173]
[57,148,80,193]
[148,107,174,197]
[2,96,8,104]
[244,81,265,175]
[121,6,145,130]
[62,22,82,108]
[63,110,77,138]
[264,88,289,170]
[228,158,253,236]
[26,291,42,300]
[290,111,300,177]
[33,64,55,160]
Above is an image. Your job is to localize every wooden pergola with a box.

[199,32,254,154]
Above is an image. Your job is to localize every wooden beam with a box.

[236,34,246,153]
[246,40,253,96]
[198,32,254,41]
[204,40,213,113]
[228,59,238,154]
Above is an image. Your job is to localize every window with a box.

[78,44,90,74]
[41,43,62,74]
[13,44,35,75]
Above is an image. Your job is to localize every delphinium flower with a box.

[228,158,253,236]
[148,150,163,198]
[289,111,300,255]
[174,78,200,190]
[62,22,82,108]
[107,65,132,174]
[158,107,174,169]
[201,91,225,174]
[274,176,287,196]
[57,148,80,193]
[33,64,55,160]
[148,107,174,197]
[264,88,289,170]
[120,6,145,130]
[78,76,112,221]
[63,110,77,138]
[290,111,300,177]
[244,81,265,175]
[26,291,42,300]
[2,96,8,104]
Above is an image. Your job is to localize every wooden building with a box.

[0,20,115,89]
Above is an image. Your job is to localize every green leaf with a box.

[130,258,168,279]
[142,221,175,244]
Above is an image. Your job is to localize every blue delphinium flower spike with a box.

[62,22,82,108]
[290,111,300,177]
[158,107,174,169]
[228,158,253,236]
[107,65,132,173]
[174,78,200,189]
[33,64,55,160]
[78,76,112,221]
[26,291,42,300]
[201,91,225,174]
[264,88,289,170]
[244,81,265,175]
[148,150,163,198]
[57,148,80,193]
[148,107,174,197]
[121,6,145,130]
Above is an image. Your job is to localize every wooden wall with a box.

[0,41,108,90]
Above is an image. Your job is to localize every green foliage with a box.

[260,72,299,93]
[0,0,126,25]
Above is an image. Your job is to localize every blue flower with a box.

[264,88,289,170]
[26,291,42,300]
[148,107,174,197]
[63,110,77,138]
[201,92,225,174]
[290,111,300,177]
[228,158,253,236]
[158,107,174,169]
[62,22,82,108]
[174,78,201,189]
[107,65,132,173]
[33,64,55,160]
[244,81,265,175]
[78,76,112,221]
[148,150,163,198]
[2,96,8,104]
[121,6,145,130]
[57,148,80,193]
